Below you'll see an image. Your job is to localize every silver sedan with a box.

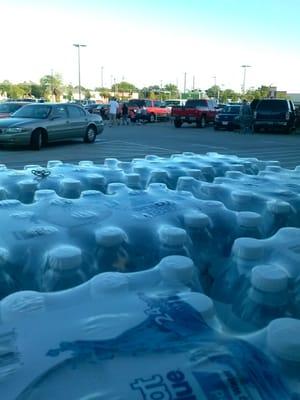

[0,103,104,150]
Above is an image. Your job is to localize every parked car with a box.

[0,103,104,150]
[127,99,171,122]
[253,99,296,134]
[93,104,109,120]
[214,104,241,131]
[171,99,218,128]
[0,102,28,118]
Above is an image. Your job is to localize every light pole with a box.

[101,66,104,88]
[212,75,217,99]
[73,43,86,101]
[241,65,251,95]
[183,72,187,94]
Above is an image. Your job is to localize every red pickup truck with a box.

[128,99,171,122]
[171,99,218,128]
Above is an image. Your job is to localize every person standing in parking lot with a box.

[239,99,253,134]
[108,97,119,127]
[121,102,130,125]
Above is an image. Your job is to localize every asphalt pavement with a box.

[1,121,300,169]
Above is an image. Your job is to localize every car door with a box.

[47,105,69,141]
[67,105,88,137]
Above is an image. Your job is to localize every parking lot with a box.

[1,121,300,169]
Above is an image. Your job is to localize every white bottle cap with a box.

[231,190,254,204]
[0,247,9,266]
[186,169,203,180]
[0,164,7,171]
[159,226,187,246]
[184,212,210,229]
[158,255,194,285]
[47,160,63,168]
[178,292,216,320]
[251,264,289,293]
[233,238,265,261]
[267,200,291,215]
[78,160,94,167]
[118,161,132,171]
[95,226,127,247]
[47,245,82,270]
[145,155,159,160]
[176,176,195,191]
[229,164,245,172]
[61,178,81,191]
[133,166,149,175]
[237,212,262,228]
[126,173,141,186]
[34,189,57,200]
[23,164,42,170]
[105,158,119,168]
[183,152,195,157]
[18,180,38,192]
[201,182,221,197]
[225,171,244,179]
[150,170,168,180]
[267,318,300,362]
[86,174,106,186]
[107,183,128,194]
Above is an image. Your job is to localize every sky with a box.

[0,0,300,92]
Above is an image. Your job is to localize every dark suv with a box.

[253,99,296,134]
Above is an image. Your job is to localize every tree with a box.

[111,81,137,93]
[219,89,239,103]
[40,73,63,101]
[7,85,26,99]
[30,83,44,99]
[206,85,221,99]
[164,84,179,98]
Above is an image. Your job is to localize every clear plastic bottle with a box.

[95,226,129,273]
[40,245,87,292]
[158,226,190,260]
[147,169,170,187]
[59,178,82,199]
[265,200,292,236]
[0,247,16,300]
[183,212,214,291]
[232,264,290,330]
[17,180,38,204]
[235,211,264,239]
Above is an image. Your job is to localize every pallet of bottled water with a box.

[0,152,299,398]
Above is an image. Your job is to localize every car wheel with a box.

[199,116,206,128]
[84,126,97,143]
[31,130,43,151]
[174,119,182,128]
[149,113,156,123]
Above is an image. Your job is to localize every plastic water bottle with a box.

[126,173,143,190]
[17,180,38,204]
[235,211,264,239]
[40,245,87,292]
[59,178,82,199]
[183,212,214,291]
[158,226,190,261]
[267,318,300,396]
[132,166,151,188]
[232,264,290,330]
[84,174,106,192]
[210,237,265,303]
[147,170,170,187]
[95,226,129,273]
[264,200,292,235]
[0,247,16,300]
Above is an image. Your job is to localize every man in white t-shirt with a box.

[108,97,119,127]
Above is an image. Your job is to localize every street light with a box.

[73,43,87,101]
[212,75,217,98]
[241,65,251,95]
[101,66,104,88]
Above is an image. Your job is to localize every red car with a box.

[128,99,171,122]
[0,102,28,118]
[171,99,218,128]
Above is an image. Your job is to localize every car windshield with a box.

[12,105,51,119]
[223,106,240,114]
[0,103,22,113]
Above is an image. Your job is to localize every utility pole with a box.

[73,44,87,101]
[241,65,251,95]
[192,76,195,91]
[212,75,217,99]
[101,66,104,88]
[183,72,187,94]
[50,69,54,102]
